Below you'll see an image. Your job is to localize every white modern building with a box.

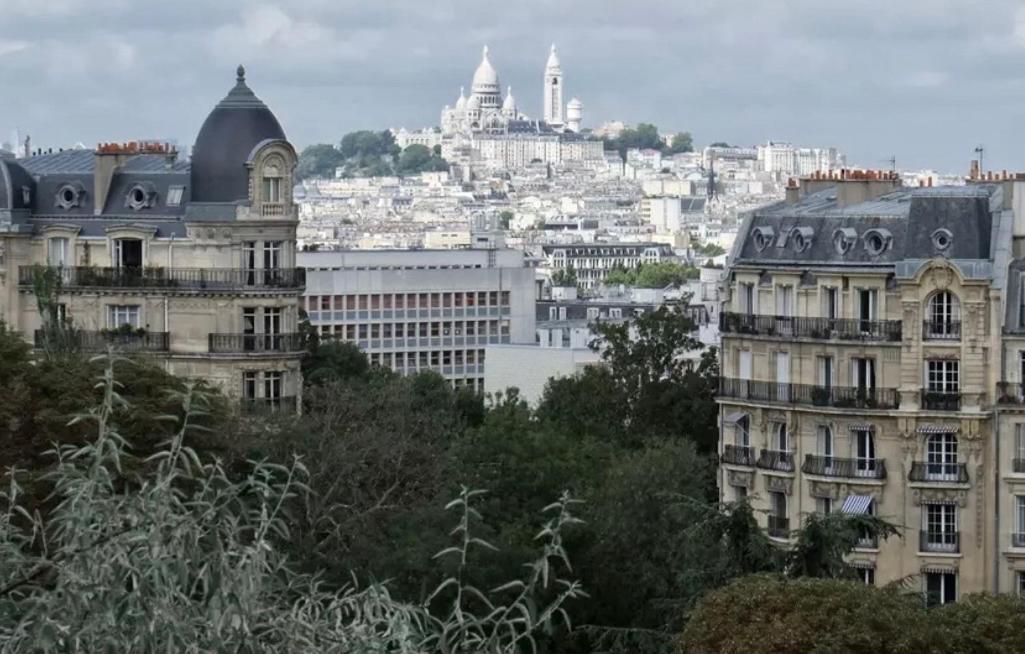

[299,248,536,391]
[542,242,676,290]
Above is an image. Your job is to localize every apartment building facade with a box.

[299,248,535,391]
[717,174,1025,602]
[0,67,304,410]
[543,242,675,290]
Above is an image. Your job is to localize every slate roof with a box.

[733,184,1001,268]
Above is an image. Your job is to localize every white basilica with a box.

[419,45,600,169]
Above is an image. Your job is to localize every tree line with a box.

[2,312,1025,652]
[296,130,449,180]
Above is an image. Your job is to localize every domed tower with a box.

[470,46,501,112]
[566,98,583,132]
[190,65,296,214]
[502,86,517,118]
[543,44,563,128]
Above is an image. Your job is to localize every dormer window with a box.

[932,228,953,253]
[262,176,281,203]
[125,183,156,211]
[790,227,814,253]
[862,228,892,256]
[752,226,775,252]
[55,182,85,210]
[166,186,184,207]
[833,228,857,255]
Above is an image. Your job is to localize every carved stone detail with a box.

[764,475,793,496]
[727,469,754,489]
[910,487,968,507]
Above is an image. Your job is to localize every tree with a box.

[302,340,370,385]
[709,141,733,148]
[295,143,345,180]
[396,144,449,175]
[498,210,514,230]
[679,575,936,654]
[604,262,698,288]
[535,366,627,445]
[665,131,694,154]
[550,267,578,287]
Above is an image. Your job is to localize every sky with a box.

[1,0,1024,172]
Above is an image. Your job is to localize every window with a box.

[775,285,794,317]
[586,307,599,320]
[242,372,257,400]
[817,356,834,389]
[856,567,876,586]
[737,350,752,381]
[822,286,838,319]
[857,288,876,325]
[264,371,283,402]
[48,237,68,267]
[739,282,756,315]
[926,291,959,339]
[609,308,622,319]
[925,572,957,606]
[107,305,140,329]
[817,425,833,459]
[816,497,832,515]
[262,176,281,203]
[166,186,184,206]
[735,415,750,447]
[264,308,282,349]
[926,433,959,480]
[113,238,142,269]
[854,428,877,476]
[774,422,788,452]
[264,241,282,270]
[1016,425,1025,471]
[927,360,959,393]
[1016,496,1025,547]
[923,503,957,552]
[851,358,876,392]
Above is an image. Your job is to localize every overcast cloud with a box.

[1,0,1024,171]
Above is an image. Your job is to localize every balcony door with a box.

[926,433,958,480]
[775,352,790,402]
[852,358,876,397]
[113,238,142,269]
[242,307,257,352]
[243,241,257,285]
[817,425,834,473]
[924,502,957,552]
[854,428,876,476]
[264,308,282,351]
[858,288,876,332]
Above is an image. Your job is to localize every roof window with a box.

[166,185,184,207]
[833,228,857,255]
[862,228,892,256]
[931,228,953,253]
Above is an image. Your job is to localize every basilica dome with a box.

[471,46,500,95]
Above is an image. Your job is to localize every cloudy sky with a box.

[1,0,1024,171]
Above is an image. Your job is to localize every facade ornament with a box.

[764,474,794,496]
[727,469,754,489]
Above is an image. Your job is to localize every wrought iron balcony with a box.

[718,378,900,410]
[241,395,298,414]
[801,455,887,480]
[721,444,756,466]
[719,312,902,342]
[767,515,790,539]
[208,333,304,354]
[919,529,959,554]
[922,391,961,411]
[923,320,960,340]
[33,329,169,352]
[908,462,969,483]
[18,265,305,291]
[757,449,795,473]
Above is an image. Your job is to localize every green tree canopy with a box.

[295,143,345,181]
[665,131,694,154]
[604,262,698,288]
[396,144,449,176]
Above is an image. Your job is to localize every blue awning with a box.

[841,495,874,515]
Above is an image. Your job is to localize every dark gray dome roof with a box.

[0,159,34,210]
[190,66,286,203]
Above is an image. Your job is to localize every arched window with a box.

[925,291,960,339]
[775,421,788,451]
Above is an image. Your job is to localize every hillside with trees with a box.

[602,123,693,160]
[296,130,448,180]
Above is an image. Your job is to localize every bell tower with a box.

[543,44,563,128]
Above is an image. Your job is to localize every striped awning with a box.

[848,423,874,432]
[848,560,875,570]
[841,494,874,515]
[724,411,749,424]
[917,424,958,434]
[921,564,957,574]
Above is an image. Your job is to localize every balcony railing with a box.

[719,312,902,342]
[208,333,305,354]
[919,529,959,554]
[922,391,961,411]
[996,383,1025,405]
[801,455,887,480]
[856,533,879,549]
[908,461,969,483]
[757,449,795,473]
[33,329,169,352]
[767,515,790,539]
[1012,533,1025,548]
[923,320,960,340]
[18,266,305,291]
[721,444,756,466]
[718,378,900,410]
[241,395,298,414]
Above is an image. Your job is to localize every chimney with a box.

[22,135,30,159]
[93,142,135,215]
[785,178,800,204]
[969,160,979,180]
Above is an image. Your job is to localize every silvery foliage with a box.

[0,355,584,652]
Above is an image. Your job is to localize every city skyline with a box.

[2,0,1024,171]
